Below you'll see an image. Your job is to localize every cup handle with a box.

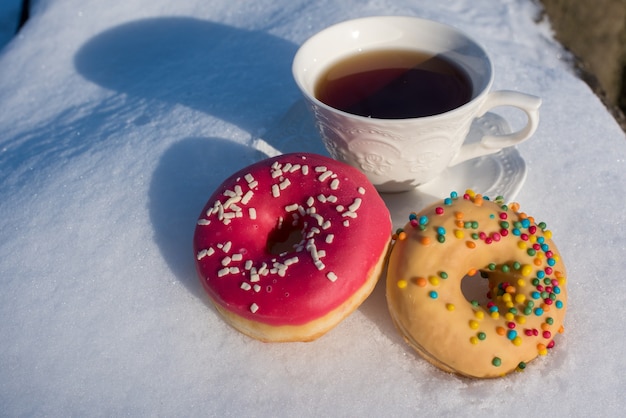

[449,90,542,166]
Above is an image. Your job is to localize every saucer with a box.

[255,100,527,230]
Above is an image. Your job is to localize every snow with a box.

[1,0,625,416]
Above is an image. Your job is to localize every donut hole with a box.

[266,216,305,255]
[460,270,491,306]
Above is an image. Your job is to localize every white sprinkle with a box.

[315,166,327,172]
[358,186,366,195]
[249,208,257,219]
[284,257,299,266]
[308,245,319,260]
[196,249,207,260]
[302,165,309,175]
[343,220,350,227]
[241,282,252,291]
[221,256,231,266]
[197,219,211,226]
[279,178,291,190]
[285,203,299,212]
[244,260,253,270]
[283,163,292,172]
[336,205,344,212]
[322,220,331,230]
[271,161,281,169]
[327,272,338,282]
[250,273,260,282]
[223,212,236,220]
[250,303,259,313]
[236,211,243,218]
[253,284,261,292]
[229,267,239,274]
[223,189,236,198]
[234,185,243,196]
[315,260,325,270]
[244,173,255,183]
[311,214,324,226]
[317,250,326,258]
[317,194,327,203]
[330,179,340,190]
[306,196,315,207]
[349,198,362,212]
[248,181,258,189]
[207,248,215,256]
[289,164,301,173]
[223,241,232,253]
[342,211,357,218]
[258,263,268,275]
[241,190,254,204]
[231,253,243,262]
[327,195,338,203]
[217,268,229,277]
[325,234,334,244]
[271,169,283,179]
[318,171,333,182]
[272,184,280,197]
[230,204,242,213]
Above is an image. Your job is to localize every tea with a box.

[314,49,472,119]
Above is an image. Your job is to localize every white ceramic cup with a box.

[292,16,541,193]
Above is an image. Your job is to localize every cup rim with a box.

[292,15,494,122]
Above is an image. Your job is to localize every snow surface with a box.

[1,0,625,416]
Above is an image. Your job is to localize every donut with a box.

[386,191,567,378]
[193,153,391,342]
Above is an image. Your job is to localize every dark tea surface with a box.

[315,49,472,119]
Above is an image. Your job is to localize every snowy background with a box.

[1,0,625,416]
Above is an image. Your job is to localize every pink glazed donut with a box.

[193,153,392,342]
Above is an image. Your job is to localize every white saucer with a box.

[256,100,527,230]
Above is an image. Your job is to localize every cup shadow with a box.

[74,17,300,135]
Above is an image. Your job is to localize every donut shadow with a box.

[357,262,408,347]
[148,137,266,302]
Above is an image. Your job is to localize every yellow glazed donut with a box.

[386,191,567,378]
